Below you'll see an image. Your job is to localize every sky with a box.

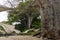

[0,11,8,22]
[0,0,20,22]
[0,0,24,22]
[0,0,8,22]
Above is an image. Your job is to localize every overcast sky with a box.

[0,0,8,22]
[0,11,8,22]
[0,0,23,22]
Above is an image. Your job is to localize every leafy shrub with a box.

[0,25,5,31]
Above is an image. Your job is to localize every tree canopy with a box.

[7,0,41,32]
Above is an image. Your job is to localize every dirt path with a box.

[0,35,41,40]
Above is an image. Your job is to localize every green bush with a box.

[31,17,41,29]
[0,25,5,31]
[15,24,27,32]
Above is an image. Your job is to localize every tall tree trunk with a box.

[35,0,60,40]
[27,16,33,29]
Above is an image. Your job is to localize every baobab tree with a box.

[34,0,60,40]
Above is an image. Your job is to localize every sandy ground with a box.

[0,35,41,40]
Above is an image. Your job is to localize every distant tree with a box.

[8,0,40,32]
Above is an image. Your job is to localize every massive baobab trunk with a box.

[35,0,60,40]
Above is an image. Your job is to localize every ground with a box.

[0,35,41,40]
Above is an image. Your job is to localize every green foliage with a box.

[31,17,41,29]
[15,24,27,32]
[8,0,41,33]
[0,25,5,31]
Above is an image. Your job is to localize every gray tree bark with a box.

[35,0,60,40]
[27,15,33,29]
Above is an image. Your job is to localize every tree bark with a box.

[27,16,33,29]
[35,0,60,40]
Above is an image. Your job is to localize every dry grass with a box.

[0,35,41,40]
